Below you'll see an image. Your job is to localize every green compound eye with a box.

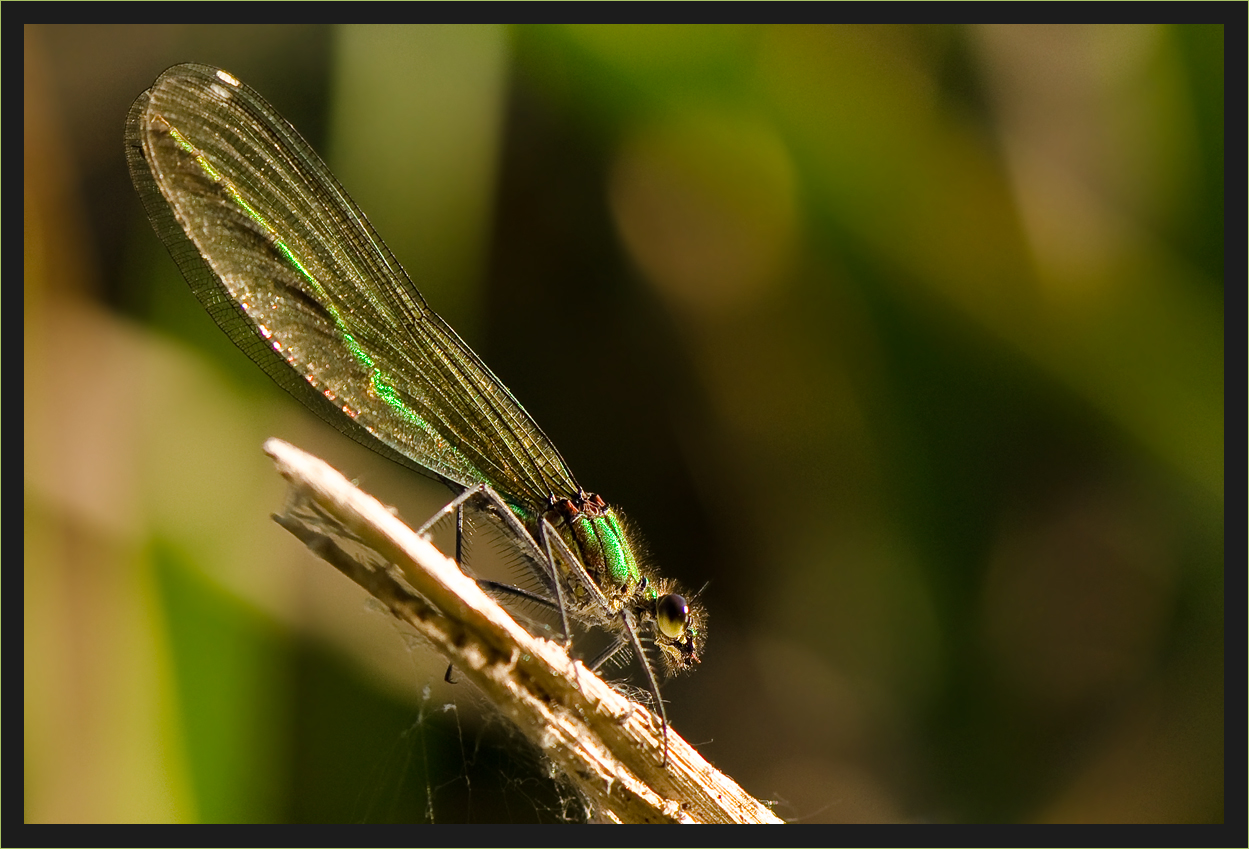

[656,593,689,640]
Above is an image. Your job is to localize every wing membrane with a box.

[126,64,578,507]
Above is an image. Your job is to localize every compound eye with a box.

[656,593,689,640]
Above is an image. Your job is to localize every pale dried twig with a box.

[264,437,783,824]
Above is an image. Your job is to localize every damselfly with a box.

[126,64,706,765]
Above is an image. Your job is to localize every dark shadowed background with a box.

[25,24,1224,823]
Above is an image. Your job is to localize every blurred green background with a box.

[24,24,1223,823]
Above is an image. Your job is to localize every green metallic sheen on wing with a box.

[166,123,432,441]
[125,64,581,508]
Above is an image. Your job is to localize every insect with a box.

[126,64,705,764]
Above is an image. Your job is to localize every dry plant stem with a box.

[264,438,783,825]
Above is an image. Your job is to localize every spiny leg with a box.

[415,483,481,538]
[621,609,670,768]
[439,487,611,651]
[420,484,581,649]
[477,581,559,609]
[587,617,671,767]
[420,487,483,685]
[455,496,465,568]
[537,517,573,647]
[587,633,631,673]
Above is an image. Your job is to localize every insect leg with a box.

[621,609,669,768]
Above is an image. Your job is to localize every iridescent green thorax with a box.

[551,493,641,600]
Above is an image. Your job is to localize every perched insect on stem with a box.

[126,64,706,766]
